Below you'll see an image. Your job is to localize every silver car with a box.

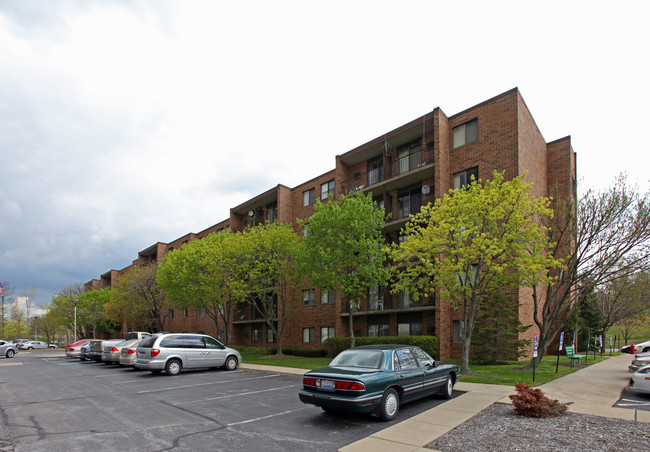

[102,339,139,364]
[18,340,49,350]
[119,340,142,367]
[135,333,241,376]
[0,340,19,358]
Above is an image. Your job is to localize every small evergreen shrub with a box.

[509,383,572,418]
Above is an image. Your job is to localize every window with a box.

[368,315,389,337]
[159,335,184,348]
[453,321,462,343]
[367,156,384,185]
[453,167,479,190]
[321,326,335,343]
[320,289,334,304]
[321,180,335,200]
[168,309,174,319]
[184,335,206,349]
[397,139,422,174]
[302,222,310,238]
[204,336,223,349]
[452,119,478,148]
[398,313,422,336]
[393,348,418,370]
[303,289,315,306]
[266,201,278,223]
[303,188,315,206]
[413,347,433,367]
[368,285,383,311]
[183,308,189,318]
[303,327,315,343]
[267,324,276,343]
[197,307,205,317]
[252,325,263,344]
[398,185,422,218]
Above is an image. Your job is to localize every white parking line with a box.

[136,373,280,393]
[227,407,308,426]
[115,370,245,384]
[173,383,298,406]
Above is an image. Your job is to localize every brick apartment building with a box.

[86,88,576,360]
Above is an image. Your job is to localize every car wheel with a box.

[224,356,238,371]
[379,388,400,421]
[6,349,15,358]
[439,375,453,399]
[28,347,33,350]
[165,359,182,376]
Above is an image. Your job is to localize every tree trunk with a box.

[461,336,471,374]
[349,303,355,349]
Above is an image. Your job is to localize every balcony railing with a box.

[342,147,434,194]
[341,293,433,314]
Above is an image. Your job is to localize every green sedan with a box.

[298,344,459,421]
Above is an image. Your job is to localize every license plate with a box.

[321,379,334,390]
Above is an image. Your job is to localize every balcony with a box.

[342,147,434,196]
[340,293,435,316]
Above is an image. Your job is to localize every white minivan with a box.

[134,333,241,376]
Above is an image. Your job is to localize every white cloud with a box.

[1,0,649,306]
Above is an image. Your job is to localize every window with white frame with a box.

[452,119,478,148]
[303,289,315,306]
[303,327,315,343]
[320,326,335,343]
[320,289,334,304]
[321,180,335,200]
[303,188,315,206]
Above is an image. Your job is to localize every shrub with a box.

[323,336,438,358]
[235,346,274,355]
[508,383,572,418]
[279,348,326,358]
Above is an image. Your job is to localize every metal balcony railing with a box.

[342,147,434,194]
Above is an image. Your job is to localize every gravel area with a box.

[428,403,650,451]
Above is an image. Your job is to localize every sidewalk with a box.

[334,353,648,452]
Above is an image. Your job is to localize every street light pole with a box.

[73,299,78,343]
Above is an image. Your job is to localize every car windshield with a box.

[329,349,383,369]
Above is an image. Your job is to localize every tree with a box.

[22,283,37,320]
[300,191,391,348]
[393,172,558,374]
[47,282,87,339]
[618,311,650,345]
[594,271,650,342]
[76,288,118,338]
[158,231,237,344]
[109,263,167,333]
[228,222,304,355]
[530,174,650,365]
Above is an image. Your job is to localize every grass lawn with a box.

[240,350,617,387]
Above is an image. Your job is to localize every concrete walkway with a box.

[244,354,647,452]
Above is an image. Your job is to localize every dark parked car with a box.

[299,344,459,421]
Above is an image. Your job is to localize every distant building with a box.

[87,88,576,360]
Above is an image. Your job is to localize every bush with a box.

[323,336,438,358]
[508,383,572,418]
[235,346,274,355]
[279,348,327,358]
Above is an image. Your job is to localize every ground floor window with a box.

[398,313,422,336]
[267,323,277,343]
[368,315,389,337]
[252,325,263,344]
[303,327,315,343]
[321,326,335,343]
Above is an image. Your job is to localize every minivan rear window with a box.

[139,336,158,348]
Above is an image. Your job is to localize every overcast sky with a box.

[1,1,648,308]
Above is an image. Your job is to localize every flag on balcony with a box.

[0,282,5,297]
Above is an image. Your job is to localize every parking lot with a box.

[0,351,455,451]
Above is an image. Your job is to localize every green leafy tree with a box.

[531,174,650,365]
[228,222,304,355]
[109,263,167,333]
[158,231,237,344]
[300,191,391,348]
[76,288,118,338]
[47,282,86,339]
[393,172,559,374]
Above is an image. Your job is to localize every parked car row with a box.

[65,333,242,377]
